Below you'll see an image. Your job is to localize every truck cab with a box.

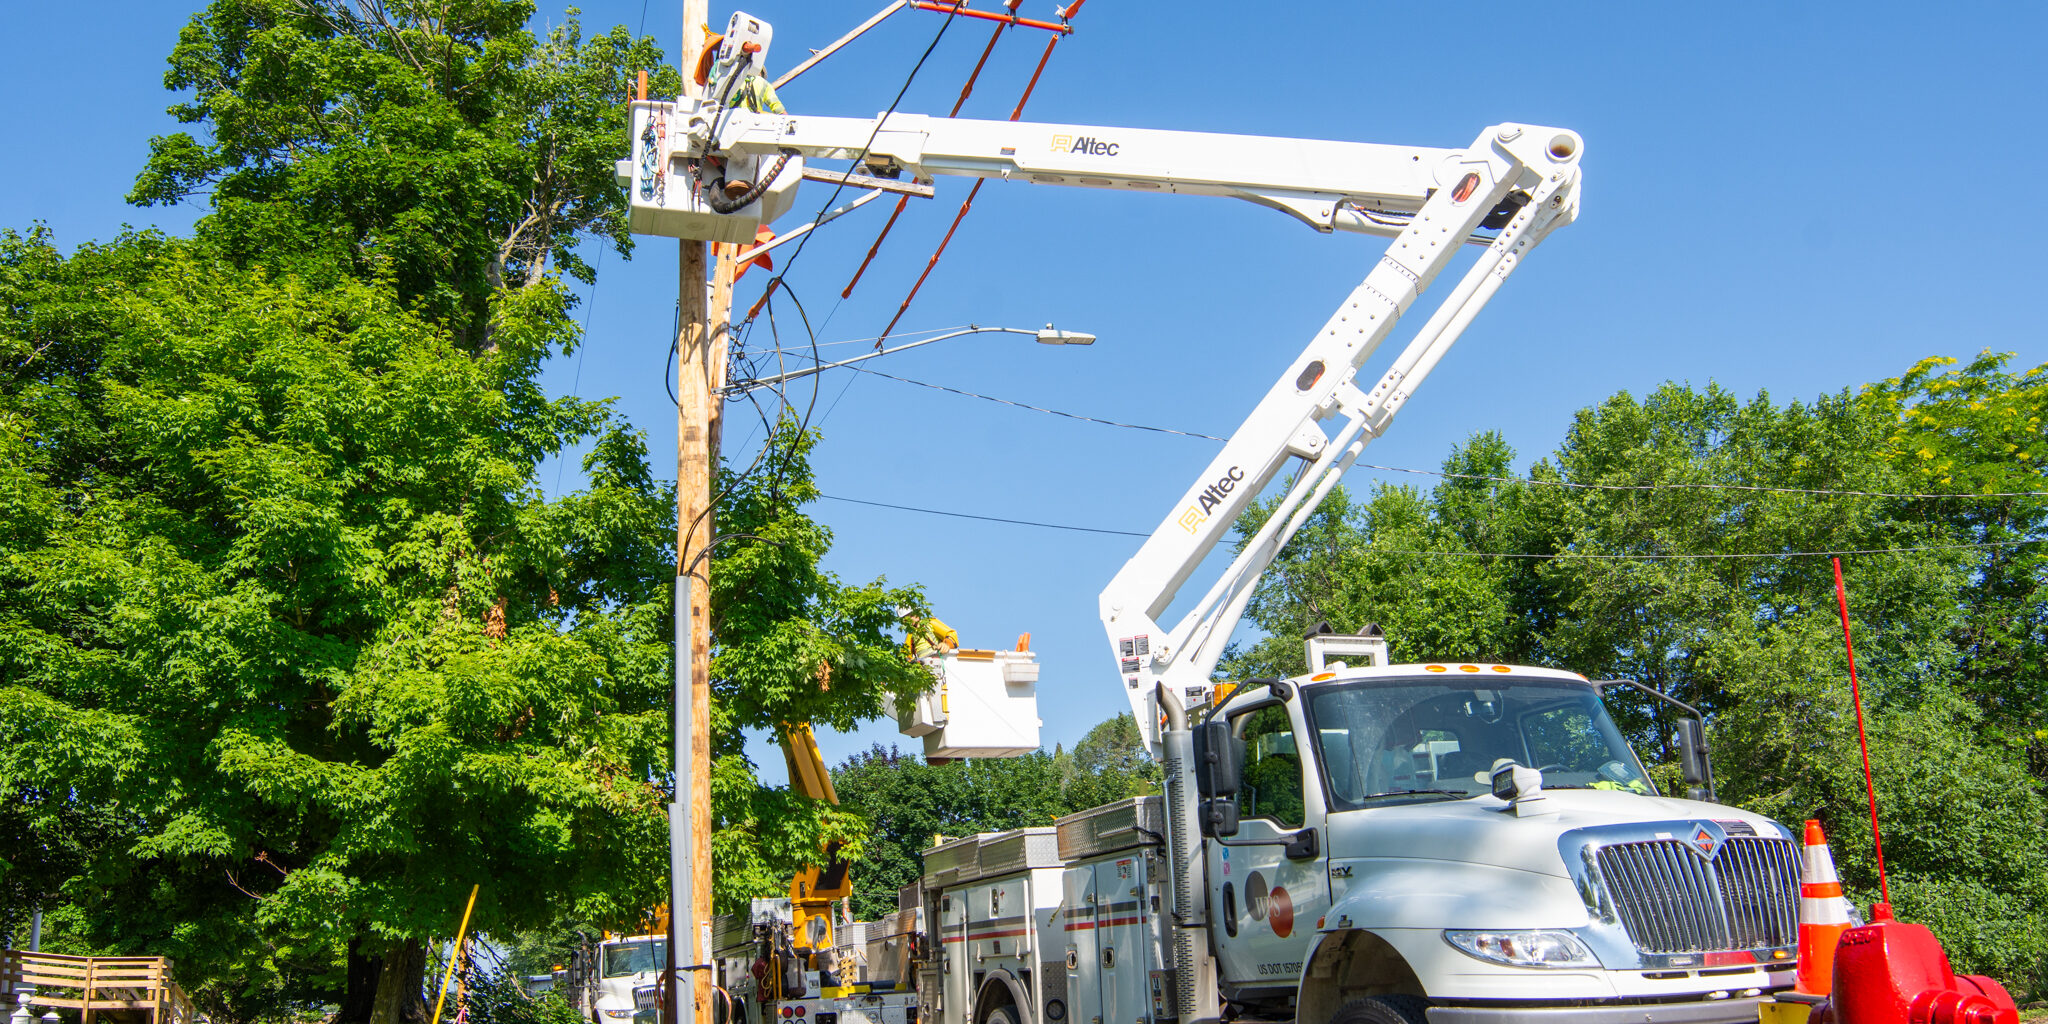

[588,933,667,1024]
[1195,662,1800,1024]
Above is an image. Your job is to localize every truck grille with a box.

[1596,838,1800,953]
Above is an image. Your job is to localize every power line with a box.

[1355,462,2048,502]
[817,490,2048,558]
[818,361,2047,501]
[755,324,975,354]
[555,242,608,496]
[836,363,1230,440]
[730,9,962,444]
[820,493,1147,537]
[557,0,655,496]
[1347,538,2047,561]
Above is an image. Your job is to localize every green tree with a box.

[1863,353,2048,742]
[0,226,674,1024]
[1055,714,1161,811]
[129,0,669,349]
[1,1,938,1019]
[8,2,684,1017]
[1224,434,1541,679]
[0,231,937,1020]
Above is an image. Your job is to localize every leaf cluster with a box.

[130,0,681,345]
[0,224,677,1015]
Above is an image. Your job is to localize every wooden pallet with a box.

[0,950,196,1024]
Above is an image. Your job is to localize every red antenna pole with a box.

[1830,555,1890,907]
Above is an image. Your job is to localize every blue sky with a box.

[5,2,2044,784]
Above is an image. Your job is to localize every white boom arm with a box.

[631,70,1583,754]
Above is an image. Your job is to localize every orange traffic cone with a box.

[1797,819,1855,995]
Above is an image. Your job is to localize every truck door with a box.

[1094,856,1149,1024]
[940,888,970,1022]
[1203,701,1326,991]
[1063,862,1105,1024]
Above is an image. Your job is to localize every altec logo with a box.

[1052,134,1121,156]
[1198,466,1246,513]
[1179,467,1246,534]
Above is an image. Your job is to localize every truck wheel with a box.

[1329,996,1427,1024]
[982,1005,1019,1024]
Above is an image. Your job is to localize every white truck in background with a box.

[629,12,1807,1024]
[585,932,668,1024]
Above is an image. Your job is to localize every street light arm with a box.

[731,325,1040,391]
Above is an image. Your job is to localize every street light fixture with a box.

[735,323,1094,392]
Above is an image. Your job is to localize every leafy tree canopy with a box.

[0,224,673,1023]
[129,0,673,346]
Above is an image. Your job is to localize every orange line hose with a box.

[876,27,1069,341]
[842,6,1016,309]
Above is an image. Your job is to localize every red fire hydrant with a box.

[1806,904,2020,1024]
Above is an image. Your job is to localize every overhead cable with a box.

[1352,462,2048,501]
[816,491,2046,558]
[820,493,1146,537]
[1347,538,2047,561]
[874,2,1079,342]
[840,3,1015,304]
[804,360,2047,501]
[837,363,1229,440]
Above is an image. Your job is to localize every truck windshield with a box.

[603,939,667,977]
[1305,677,1653,809]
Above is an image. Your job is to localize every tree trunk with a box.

[337,937,381,1024]
[368,939,428,1024]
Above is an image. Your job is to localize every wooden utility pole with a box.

[671,4,725,1024]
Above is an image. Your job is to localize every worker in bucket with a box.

[900,608,959,660]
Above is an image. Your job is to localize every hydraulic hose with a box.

[1155,684,1215,1023]
[704,149,797,214]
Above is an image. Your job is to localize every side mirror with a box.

[1194,720,1242,798]
[1677,717,1717,803]
[1200,797,1240,837]
[1597,678,1717,803]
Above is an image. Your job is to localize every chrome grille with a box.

[1596,837,1799,953]
[1718,838,1802,949]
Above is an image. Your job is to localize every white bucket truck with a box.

[629,13,1804,1022]
[913,663,1798,1024]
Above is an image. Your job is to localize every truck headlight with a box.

[1443,929,1596,968]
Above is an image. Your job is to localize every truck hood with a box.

[1323,789,1790,878]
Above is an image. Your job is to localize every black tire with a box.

[1329,995,1429,1024]
[982,1004,1020,1024]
